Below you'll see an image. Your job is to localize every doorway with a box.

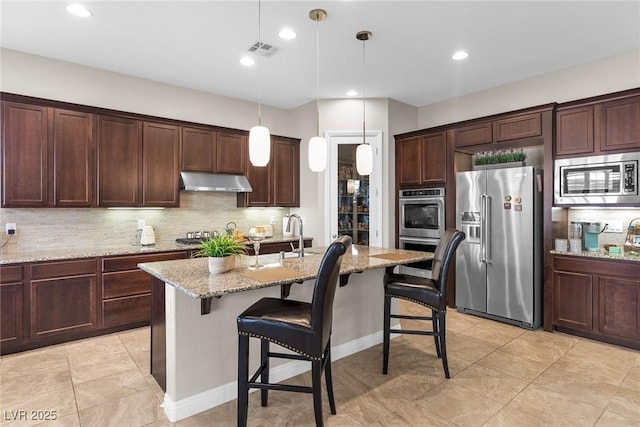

[324,130,382,247]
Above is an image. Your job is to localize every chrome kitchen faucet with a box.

[286,214,304,257]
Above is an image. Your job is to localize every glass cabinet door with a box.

[337,144,370,246]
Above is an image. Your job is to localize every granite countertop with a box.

[550,249,640,262]
[137,245,434,299]
[0,235,310,265]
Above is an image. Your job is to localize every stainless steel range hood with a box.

[179,172,252,192]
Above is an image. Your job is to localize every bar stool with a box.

[237,235,351,427]
[383,229,465,379]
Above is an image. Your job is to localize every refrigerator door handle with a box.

[480,194,487,264]
[485,195,492,264]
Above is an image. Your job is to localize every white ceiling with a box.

[2,1,639,110]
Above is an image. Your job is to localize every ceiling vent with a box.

[249,42,279,57]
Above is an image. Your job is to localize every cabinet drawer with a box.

[0,265,23,283]
[102,251,187,272]
[103,270,151,299]
[103,294,151,327]
[30,259,97,280]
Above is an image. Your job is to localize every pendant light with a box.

[308,9,327,172]
[356,30,373,176]
[249,0,270,167]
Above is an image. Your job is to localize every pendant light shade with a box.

[356,30,372,176]
[249,125,271,167]
[250,0,270,167]
[308,136,327,172]
[308,9,327,172]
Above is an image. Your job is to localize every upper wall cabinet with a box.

[396,131,447,188]
[98,116,179,207]
[239,136,300,207]
[181,127,247,175]
[1,101,95,208]
[555,91,640,158]
[454,112,543,149]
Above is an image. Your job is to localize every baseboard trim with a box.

[162,327,399,422]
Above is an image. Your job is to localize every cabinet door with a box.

[143,122,180,207]
[216,132,246,174]
[396,136,422,187]
[273,138,299,207]
[28,259,98,340]
[454,122,493,147]
[98,115,142,206]
[0,283,23,347]
[421,132,447,183]
[555,106,594,156]
[1,101,48,207]
[181,126,215,172]
[245,157,273,206]
[53,109,95,207]
[598,275,639,340]
[494,113,541,142]
[553,270,593,331]
[598,96,640,152]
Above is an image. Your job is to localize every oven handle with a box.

[399,236,440,245]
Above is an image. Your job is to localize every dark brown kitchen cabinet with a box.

[143,122,180,207]
[181,128,247,175]
[552,255,639,349]
[239,136,300,207]
[555,90,640,158]
[1,101,96,208]
[1,265,24,349]
[101,251,188,328]
[555,106,594,156]
[28,259,99,341]
[453,122,493,147]
[97,115,142,206]
[396,132,446,188]
[1,101,48,207]
[493,113,542,142]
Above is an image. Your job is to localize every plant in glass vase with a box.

[197,234,247,274]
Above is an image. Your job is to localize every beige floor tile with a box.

[32,412,80,427]
[595,410,640,427]
[130,349,151,374]
[0,350,69,381]
[606,386,640,421]
[64,334,129,363]
[118,327,151,353]
[445,332,502,364]
[413,382,504,427]
[458,321,525,347]
[78,389,166,427]
[450,364,528,404]
[0,384,77,427]
[338,382,412,425]
[378,401,456,427]
[504,383,603,426]
[145,375,166,403]
[482,405,557,427]
[74,368,151,410]
[1,370,72,407]
[621,365,640,392]
[499,330,578,364]
[533,368,619,408]
[475,349,550,382]
[68,348,139,384]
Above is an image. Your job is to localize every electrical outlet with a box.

[269,216,275,225]
[603,220,623,233]
[137,219,146,229]
[6,222,16,235]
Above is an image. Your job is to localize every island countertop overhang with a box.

[138,245,434,300]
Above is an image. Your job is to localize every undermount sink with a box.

[258,251,317,262]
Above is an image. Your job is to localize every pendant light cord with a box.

[316,16,321,137]
[362,36,366,145]
[257,0,263,126]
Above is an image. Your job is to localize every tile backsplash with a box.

[0,192,289,251]
[567,208,640,247]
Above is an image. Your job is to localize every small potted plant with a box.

[197,234,247,274]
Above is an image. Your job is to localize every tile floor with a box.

[1,301,639,427]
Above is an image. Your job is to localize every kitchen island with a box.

[138,245,434,422]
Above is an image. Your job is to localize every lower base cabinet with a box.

[1,265,24,348]
[553,255,639,349]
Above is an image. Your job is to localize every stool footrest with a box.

[391,314,433,321]
[389,328,436,337]
[247,382,313,394]
[268,351,309,361]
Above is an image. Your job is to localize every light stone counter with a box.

[550,249,640,263]
[137,245,434,299]
[139,245,434,422]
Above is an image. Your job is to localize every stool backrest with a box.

[430,229,466,295]
[311,235,352,349]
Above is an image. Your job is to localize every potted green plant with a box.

[197,234,247,274]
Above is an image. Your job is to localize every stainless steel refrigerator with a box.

[455,166,543,329]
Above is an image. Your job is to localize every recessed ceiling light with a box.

[240,56,255,66]
[452,50,469,61]
[66,4,92,18]
[346,90,358,97]
[278,28,297,40]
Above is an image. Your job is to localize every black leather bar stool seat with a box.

[383,229,465,379]
[237,235,351,427]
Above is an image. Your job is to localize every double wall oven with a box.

[398,188,446,278]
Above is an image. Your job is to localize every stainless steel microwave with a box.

[554,153,639,205]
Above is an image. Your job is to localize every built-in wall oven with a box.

[398,187,446,278]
